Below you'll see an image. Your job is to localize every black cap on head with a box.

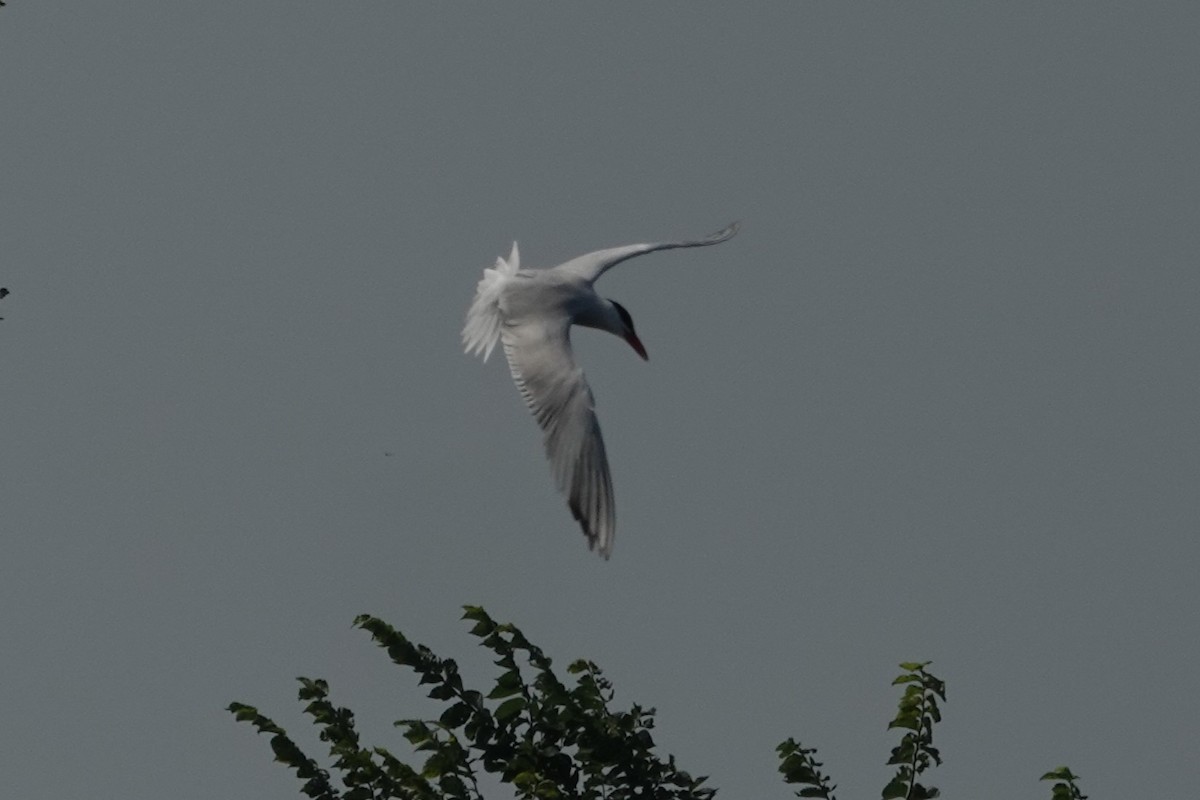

[609,299,647,360]
[610,300,635,331]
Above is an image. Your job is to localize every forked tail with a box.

[462,242,520,362]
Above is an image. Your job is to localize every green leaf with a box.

[882,777,909,799]
[494,696,525,723]
[440,773,469,798]
[512,771,539,788]
[439,702,472,728]
[780,754,818,782]
[228,702,260,722]
[428,683,457,701]
[887,717,920,731]
[421,749,451,779]
[402,721,432,746]
[487,669,525,699]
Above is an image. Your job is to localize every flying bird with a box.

[462,223,739,558]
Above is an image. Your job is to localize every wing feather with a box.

[553,222,739,283]
[501,318,616,558]
[462,242,520,361]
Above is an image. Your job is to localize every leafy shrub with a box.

[230,607,1084,800]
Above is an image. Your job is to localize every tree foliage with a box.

[1039,767,1088,800]
[230,607,1083,800]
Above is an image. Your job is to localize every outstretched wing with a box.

[553,222,740,284]
[501,316,616,558]
[462,242,520,362]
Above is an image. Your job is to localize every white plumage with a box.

[463,223,739,558]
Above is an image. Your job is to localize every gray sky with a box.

[2,4,1198,799]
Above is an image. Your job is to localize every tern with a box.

[463,222,739,558]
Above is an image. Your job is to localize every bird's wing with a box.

[501,316,616,558]
[553,222,739,283]
[462,242,520,362]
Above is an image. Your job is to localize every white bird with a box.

[463,223,739,558]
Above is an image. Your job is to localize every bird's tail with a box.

[462,242,519,362]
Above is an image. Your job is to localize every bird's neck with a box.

[572,296,623,336]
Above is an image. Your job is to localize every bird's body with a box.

[463,223,739,558]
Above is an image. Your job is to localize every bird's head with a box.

[610,300,648,361]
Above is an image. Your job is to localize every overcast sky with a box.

[2,4,1198,799]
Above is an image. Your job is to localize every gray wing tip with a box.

[570,499,614,560]
[705,221,741,243]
